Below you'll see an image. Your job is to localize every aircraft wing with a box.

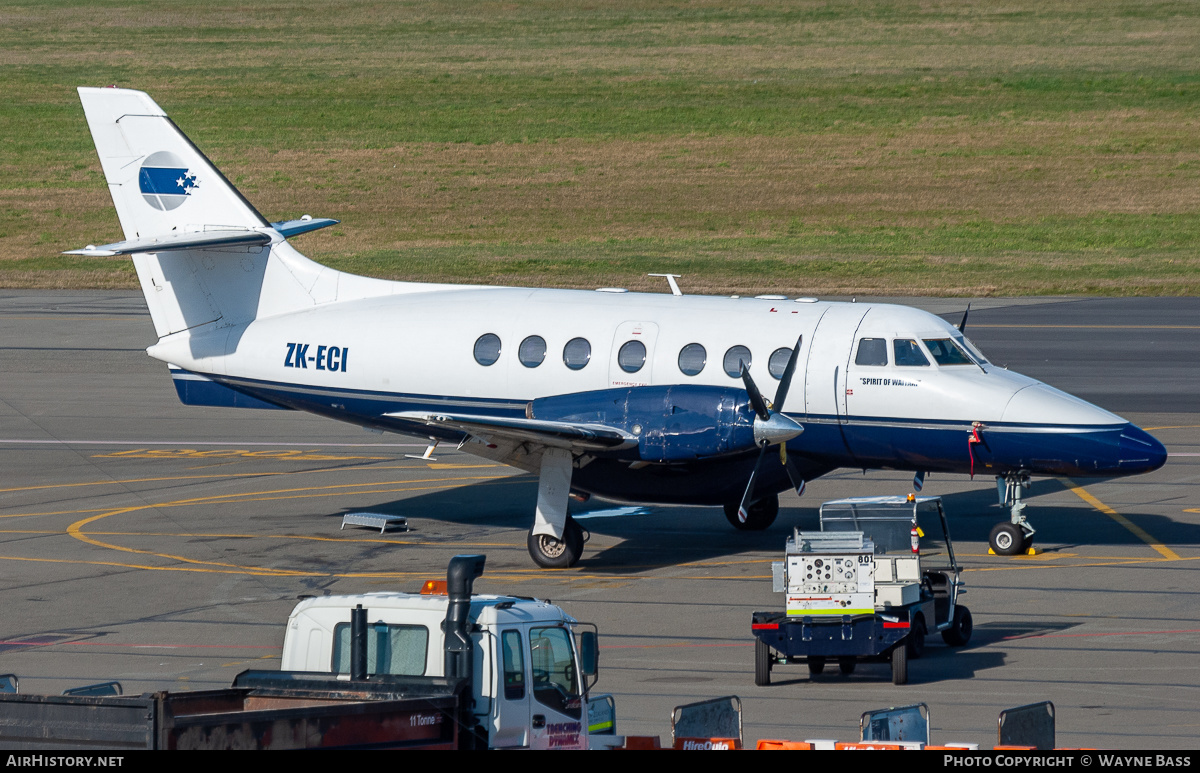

[388,411,638,452]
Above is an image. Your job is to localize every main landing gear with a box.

[527,447,590,568]
[989,472,1035,555]
[724,494,779,531]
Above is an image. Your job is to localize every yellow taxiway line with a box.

[1064,479,1180,561]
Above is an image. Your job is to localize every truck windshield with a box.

[530,626,582,720]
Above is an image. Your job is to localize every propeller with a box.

[735,337,806,522]
[958,302,971,333]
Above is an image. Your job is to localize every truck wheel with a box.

[755,638,772,686]
[906,615,926,659]
[723,495,779,531]
[941,606,974,647]
[891,645,908,685]
[838,657,856,675]
[527,518,584,568]
[989,523,1024,555]
[807,656,826,675]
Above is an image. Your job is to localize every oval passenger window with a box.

[768,347,793,379]
[723,345,751,378]
[474,334,502,366]
[678,343,706,376]
[563,337,591,370]
[618,340,647,373]
[519,335,547,368]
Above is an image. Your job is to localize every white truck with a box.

[275,553,612,749]
[0,555,611,750]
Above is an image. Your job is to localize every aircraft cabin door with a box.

[609,321,659,388]
[804,305,868,423]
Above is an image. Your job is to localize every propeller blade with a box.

[741,363,770,421]
[958,302,971,333]
[913,470,925,492]
[773,336,803,412]
[737,443,770,522]
[783,455,807,498]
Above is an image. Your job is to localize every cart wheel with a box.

[891,645,908,685]
[941,606,974,647]
[906,615,926,659]
[838,657,856,675]
[754,638,772,686]
[807,656,826,675]
[989,522,1024,555]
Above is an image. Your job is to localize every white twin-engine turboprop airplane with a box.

[69,87,1167,567]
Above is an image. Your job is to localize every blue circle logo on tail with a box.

[139,151,199,211]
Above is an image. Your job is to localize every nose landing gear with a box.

[990,472,1035,555]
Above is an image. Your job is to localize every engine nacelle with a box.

[531,385,757,462]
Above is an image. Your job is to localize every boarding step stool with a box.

[341,512,408,533]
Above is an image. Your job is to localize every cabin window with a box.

[854,338,888,366]
[563,337,591,370]
[723,345,752,378]
[473,334,502,366]
[678,343,706,376]
[332,622,428,676]
[923,338,974,366]
[519,335,547,368]
[768,344,797,379]
[501,630,526,700]
[618,340,647,373]
[893,339,930,366]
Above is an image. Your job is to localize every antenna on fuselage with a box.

[958,302,971,333]
[648,273,683,296]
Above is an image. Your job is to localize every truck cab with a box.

[281,579,599,749]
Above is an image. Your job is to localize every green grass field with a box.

[2,0,1198,295]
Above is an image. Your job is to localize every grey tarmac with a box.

[0,291,1196,749]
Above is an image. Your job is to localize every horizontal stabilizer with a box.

[389,411,637,452]
[271,217,340,238]
[64,229,271,257]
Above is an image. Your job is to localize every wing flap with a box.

[388,411,637,452]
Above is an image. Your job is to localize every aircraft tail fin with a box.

[72,87,335,340]
[73,87,402,344]
[77,87,268,238]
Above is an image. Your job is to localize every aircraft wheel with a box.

[723,495,779,531]
[754,639,772,686]
[989,522,1025,555]
[807,656,826,675]
[528,518,584,568]
[838,657,856,675]
[891,645,908,685]
[941,606,973,647]
[906,614,926,659]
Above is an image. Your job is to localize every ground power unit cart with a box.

[751,495,972,685]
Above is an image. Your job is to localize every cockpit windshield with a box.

[922,338,974,366]
[957,335,990,365]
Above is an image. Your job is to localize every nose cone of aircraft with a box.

[1000,383,1167,476]
[1116,423,1168,474]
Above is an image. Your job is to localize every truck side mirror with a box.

[580,631,598,677]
